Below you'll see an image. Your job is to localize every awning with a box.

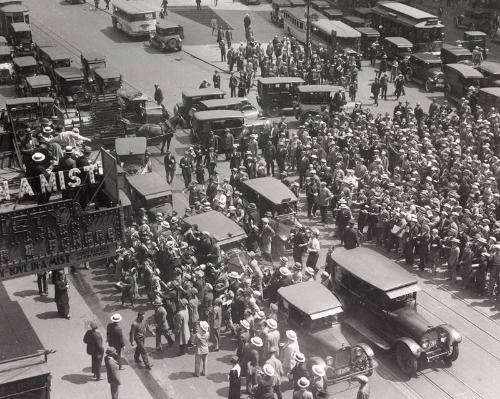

[310,307,343,320]
[386,283,420,299]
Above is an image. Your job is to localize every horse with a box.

[136,113,185,153]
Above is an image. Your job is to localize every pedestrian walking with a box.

[225,29,232,48]
[153,298,174,351]
[154,84,163,105]
[196,0,201,10]
[180,152,192,188]
[380,73,388,100]
[129,311,152,369]
[54,270,70,319]
[371,78,381,106]
[106,313,125,370]
[229,72,238,97]
[164,151,176,184]
[209,297,222,351]
[228,355,241,399]
[36,271,48,296]
[84,322,104,380]
[105,348,121,399]
[394,74,405,99]
[219,40,226,62]
[193,320,210,377]
[211,18,218,35]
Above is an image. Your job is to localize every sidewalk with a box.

[2,274,154,399]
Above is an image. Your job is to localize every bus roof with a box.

[12,56,36,67]
[332,247,420,296]
[26,75,52,87]
[10,22,30,32]
[445,63,484,78]
[298,84,341,93]
[353,7,372,15]
[356,27,380,36]
[0,0,23,6]
[312,19,361,38]
[41,47,72,62]
[284,7,325,21]
[376,0,438,20]
[192,110,244,121]
[384,36,413,47]
[343,16,365,24]
[480,87,500,97]
[257,76,305,85]
[478,61,500,76]
[113,0,155,13]
[278,281,343,317]
[182,87,225,98]
[242,176,297,205]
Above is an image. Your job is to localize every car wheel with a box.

[167,38,178,51]
[395,343,418,376]
[446,342,459,363]
[425,80,433,92]
[267,103,280,117]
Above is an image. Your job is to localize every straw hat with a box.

[266,319,277,330]
[263,364,275,377]
[110,313,122,322]
[240,319,250,330]
[294,352,305,363]
[251,336,263,347]
[286,330,297,341]
[32,152,45,162]
[297,377,310,389]
[312,364,326,377]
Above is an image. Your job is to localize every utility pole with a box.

[305,0,311,62]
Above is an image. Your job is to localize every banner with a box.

[0,200,124,281]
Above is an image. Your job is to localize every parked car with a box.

[80,52,106,86]
[115,136,147,176]
[356,27,380,59]
[195,97,260,120]
[12,55,37,95]
[331,247,462,376]
[53,66,87,109]
[38,46,71,83]
[383,37,413,61]
[25,74,52,97]
[7,22,33,57]
[322,8,343,20]
[0,45,12,85]
[277,281,377,383]
[94,67,122,93]
[294,84,341,121]
[149,20,183,52]
[191,110,245,151]
[408,52,444,92]
[443,63,484,102]
[440,44,473,65]
[461,31,488,59]
[125,171,173,218]
[256,76,304,117]
[174,87,226,121]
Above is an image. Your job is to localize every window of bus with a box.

[13,13,24,23]
[131,12,156,22]
[24,14,29,24]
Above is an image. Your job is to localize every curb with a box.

[182,48,230,74]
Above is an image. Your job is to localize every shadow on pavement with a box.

[215,353,233,365]
[216,386,229,397]
[36,311,60,319]
[34,296,54,304]
[206,371,227,383]
[168,370,195,380]
[13,289,38,297]
[99,27,145,44]
[61,373,92,384]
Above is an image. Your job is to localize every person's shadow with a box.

[61,374,92,384]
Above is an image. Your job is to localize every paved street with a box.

[2,0,500,398]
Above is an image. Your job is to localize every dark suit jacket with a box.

[106,323,125,349]
[343,228,359,250]
[83,329,104,356]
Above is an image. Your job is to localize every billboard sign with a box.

[100,148,119,204]
[0,200,124,281]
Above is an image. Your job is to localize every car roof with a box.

[41,47,71,61]
[6,97,54,107]
[355,27,380,36]
[126,171,171,195]
[183,210,247,247]
[353,7,372,15]
[445,63,484,78]
[94,67,121,80]
[464,30,487,36]
[182,88,226,98]
[411,52,442,63]
[200,98,244,108]
[441,44,472,56]
[343,16,365,23]
[0,46,10,55]
[10,22,30,32]
[113,0,155,13]
[54,66,84,80]
[331,247,420,295]
[480,87,500,97]
[323,8,343,15]
[242,176,297,205]
[384,37,413,47]
[278,281,343,318]
[257,76,305,85]
[272,0,291,6]
[81,51,106,63]
[192,110,244,121]
[1,3,28,12]
[115,137,146,156]
[26,74,51,87]
[478,61,500,75]
[12,56,36,67]
[117,86,146,101]
[156,20,181,29]
[298,84,341,93]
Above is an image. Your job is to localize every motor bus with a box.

[371,1,444,52]
[0,0,29,38]
[282,7,325,44]
[111,0,156,37]
[311,19,361,53]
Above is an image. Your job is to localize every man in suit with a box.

[343,219,360,250]
[154,298,174,351]
[106,314,125,370]
[83,321,104,380]
[105,347,121,399]
[448,238,460,283]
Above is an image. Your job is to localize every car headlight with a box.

[421,339,429,349]
[439,332,447,343]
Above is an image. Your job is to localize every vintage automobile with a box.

[461,31,488,58]
[440,44,473,65]
[195,97,260,121]
[294,84,341,121]
[478,87,500,112]
[0,44,12,85]
[191,110,245,150]
[149,20,183,52]
[322,8,343,20]
[256,76,304,117]
[277,281,377,383]
[454,8,492,33]
[383,37,413,61]
[12,55,36,94]
[241,176,298,258]
[38,46,71,82]
[81,51,106,86]
[443,63,484,102]
[271,0,290,27]
[174,87,226,122]
[115,136,148,177]
[331,247,461,376]
[125,171,173,218]
[477,61,500,87]
[7,21,33,56]
[408,52,444,92]
[94,67,122,93]
[356,27,380,59]
[25,74,52,97]
[53,66,87,109]
[117,86,167,125]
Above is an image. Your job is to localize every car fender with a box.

[393,337,422,358]
[355,342,375,358]
[436,324,462,344]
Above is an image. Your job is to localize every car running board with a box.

[344,317,391,350]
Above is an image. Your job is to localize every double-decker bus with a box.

[371,1,444,52]
[311,19,361,53]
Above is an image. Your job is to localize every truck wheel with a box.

[446,342,459,363]
[167,38,177,51]
[425,80,433,92]
[266,103,280,117]
[395,343,418,376]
